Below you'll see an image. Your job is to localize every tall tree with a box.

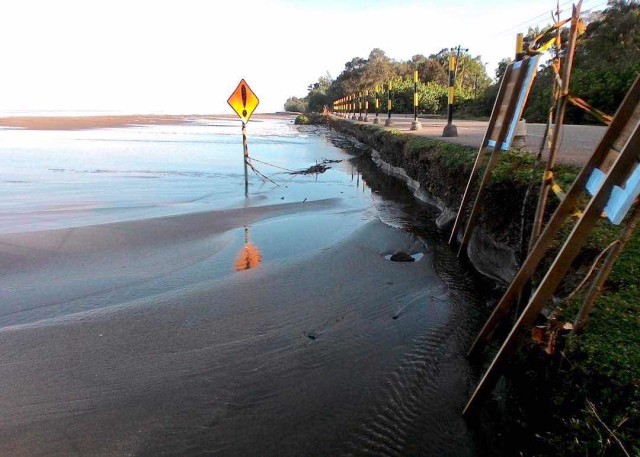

[525,0,640,123]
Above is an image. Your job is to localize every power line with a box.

[582,0,609,14]
[493,0,608,37]
[494,0,574,36]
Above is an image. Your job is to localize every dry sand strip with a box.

[0,113,295,130]
[0,112,605,167]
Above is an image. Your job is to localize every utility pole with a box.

[442,45,468,137]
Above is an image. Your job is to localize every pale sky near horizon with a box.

[0,0,607,115]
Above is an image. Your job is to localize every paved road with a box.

[337,114,606,167]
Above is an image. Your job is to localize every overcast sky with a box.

[0,0,607,115]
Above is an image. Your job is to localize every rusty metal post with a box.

[448,65,513,245]
[457,60,530,256]
[529,1,582,248]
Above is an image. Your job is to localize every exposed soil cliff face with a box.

[327,117,535,284]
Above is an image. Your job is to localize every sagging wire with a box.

[492,0,575,37]
[493,0,605,38]
[245,156,280,187]
[248,157,296,173]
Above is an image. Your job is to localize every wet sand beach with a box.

[0,117,493,456]
[0,113,292,131]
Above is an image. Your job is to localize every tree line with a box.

[284,48,491,115]
[286,0,640,125]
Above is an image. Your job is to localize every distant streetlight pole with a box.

[442,45,468,137]
[357,91,364,121]
[410,70,422,130]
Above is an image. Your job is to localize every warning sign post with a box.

[227,79,260,197]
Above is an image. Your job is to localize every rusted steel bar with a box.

[448,65,513,245]
[529,1,582,249]
[457,59,531,256]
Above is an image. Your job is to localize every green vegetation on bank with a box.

[304,114,639,455]
[294,113,326,125]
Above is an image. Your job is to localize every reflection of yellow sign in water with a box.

[235,226,262,271]
[227,79,260,123]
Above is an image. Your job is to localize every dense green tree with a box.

[283,96,307,113]
[566,0,640,123]
[361,48,395,88]
[285,47,490,114]
[459,1,640,123]
[429,49,491,94]
[525,0,640,123]
[495,58,511,80]
[306,73,333,113]
[410,54,448,85]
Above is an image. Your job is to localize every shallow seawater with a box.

[0,118,498,456]
[0,118,368,234]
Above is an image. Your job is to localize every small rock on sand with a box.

[389,252,415,262]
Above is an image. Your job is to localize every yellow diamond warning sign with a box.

[227,79,259,123]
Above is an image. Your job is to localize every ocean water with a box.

[0,118,371,234]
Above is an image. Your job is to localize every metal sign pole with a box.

[227,79,259,198]
[242,120,249,197]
